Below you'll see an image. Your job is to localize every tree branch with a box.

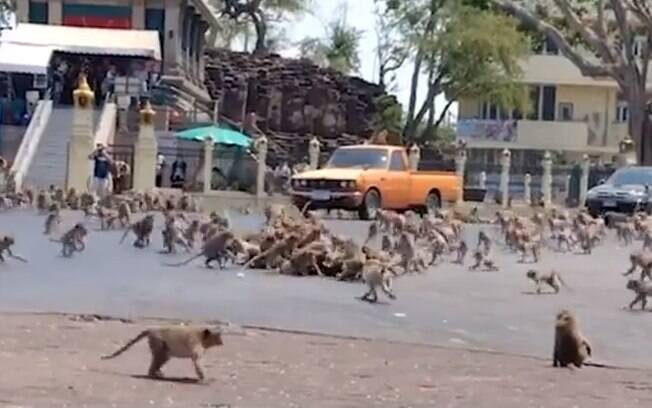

[492,0,616,78]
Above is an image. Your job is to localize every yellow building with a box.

[457,40,633,166]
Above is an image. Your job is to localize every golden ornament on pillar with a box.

[73,74,94,109]
[140,100,156,125]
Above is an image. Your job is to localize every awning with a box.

[0,43,54,74]
[0,23,161,60]
[176,126,252,148]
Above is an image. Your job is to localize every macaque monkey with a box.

[53,223,88,257]
[624,251,652,281]
[36,190,49,213]
[526,270,568,294]
[120,215,155,248]
[167,231,237,269]
[470,250,498,272]
[624,278,652,310]
[66,188,80,210]
[359,260,396,303]
[453,240,468,265]
[101,326,223,381]
[553,310,592,368]
[365,222,379,245]
[477,230,492,256]
[117,201,131,228]
[0,235,26,262]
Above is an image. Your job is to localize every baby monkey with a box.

[102,325,223,381]
[526,269,569,294]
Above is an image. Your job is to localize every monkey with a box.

[469,250,498,272]
[166,231,238,268]
[161,215,190,254]
[52,223,88,257]
[36,190,49,213]
[476,230,492,256]
[643,230,652,252]
[229,238,260,265]
[626,279,652,310]
[66,188,80,210]
[101,325,223,381]
[615,221,635,245]
[199,222,221,243]
[453,240,468,265]
[526,270,569,294]
[120,215,155,248]
[96,207,120,230]
[241,235,300,270]
[517,240,541,264]
[359,259,396,303]
[554,228,576,253]
[117,201,131,228]
[393,232,423,274]
[52,188,66,208]
[553,310,592,368]
[365,221,379,245]
[624,250,652,281]
[380,235,393,254]
[209,211,230,229]
[183,219,201,249]
[0,235,26,263]
[43,208,61,235]
[279,242,325,277]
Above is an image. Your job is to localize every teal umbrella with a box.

[176,125,251,148]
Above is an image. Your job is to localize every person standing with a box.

[88,143,113,199]
[170,154,187,189]
[156,153,166,187]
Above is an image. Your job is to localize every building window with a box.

[527,86,540,120]
[542,86,557,121]
[616,100,629,123]
[543,36,559,55]
[28,1,48,24]
[480,101,514,120]
[632,36,646,58]
[558,103,574,121]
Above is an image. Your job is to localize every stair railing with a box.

[10,100,53,190]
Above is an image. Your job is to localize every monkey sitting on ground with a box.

[101,326,223,381]
[553,310,592,368]
[359,259,396,303]
[469,250,498,272]
[120,215,155,248]
[626,279,652,310]
[161,215,191,254]
[36,190,50,213]
[66,188,80,210]
[526,270,568,294]
[53,223,88,257]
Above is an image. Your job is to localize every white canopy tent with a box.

[0,23,161,61]
[0,43,54,75]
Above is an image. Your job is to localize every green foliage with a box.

[298,18,362,74]
[441,7,530,112]
[373,95,403,134]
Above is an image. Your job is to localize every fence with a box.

[157,144,204,192]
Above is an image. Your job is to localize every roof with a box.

[0,43,53,74]
[1,23,161,60]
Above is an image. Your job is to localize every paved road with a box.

[0,210,650,368]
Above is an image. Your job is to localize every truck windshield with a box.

[607,168,652,186]
[325,148,388,169]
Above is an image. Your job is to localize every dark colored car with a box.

[585,166,652,217]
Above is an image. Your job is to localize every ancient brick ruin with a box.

[204,49,387,165]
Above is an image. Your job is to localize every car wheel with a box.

[425,191,441,216]
[358,189,381,220]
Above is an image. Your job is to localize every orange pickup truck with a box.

[290,144,461,219]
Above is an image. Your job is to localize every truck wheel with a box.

[425,191,441,216]
[358,189,381,220]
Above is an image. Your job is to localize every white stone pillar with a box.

[133,101,158,191]
[499,149,511,209]
[579,154,590,207]
[565,174,572,204]
[49,0,62,24]
[479,171,487,190]
[523,173,532,205]
[132,0,145,29]
[309,137,320,170]
[455,147,467,204]
[255,136,268,198]
[408,144,421,171]
[542,151,553,208]
[16,0,28,22]
[203,137,214,193]
[67,75,95,192]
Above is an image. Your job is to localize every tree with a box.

[298,17,362,74]
[381,1,530,142]
[214,0,309,54]
[373,1,408,90]
[491,0,652,163]
[373,94,403,135]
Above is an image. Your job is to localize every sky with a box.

[280,0,455,122]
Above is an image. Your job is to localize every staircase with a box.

[23,107,102,189]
